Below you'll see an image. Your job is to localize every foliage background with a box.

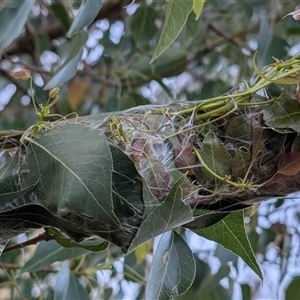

[1,0,300,299]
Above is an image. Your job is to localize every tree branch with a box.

[2,231,54,254]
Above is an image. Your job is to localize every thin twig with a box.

[2,231,54,254]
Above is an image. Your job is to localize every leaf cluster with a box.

[1,1,300,299]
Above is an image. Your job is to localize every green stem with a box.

[193,146,261,190]
[177,58,300,121]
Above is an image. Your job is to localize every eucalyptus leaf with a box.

[200,133,232,176]
[257,15,288,67]
[194,265,232,300]
[192,211,262,279]
[0,123,142,251]
[130,5,159,48]
[67,0,103,37]
[54,261,71,300]
[146,231,195,300]
[198,264,230,292]
[0,0,34,54]
[44,31,88,89]
[151,0,193,62]
[196,133,232,187]
[21,240,88,273]
[54,261,89,300]
[129,175,193,251]
[131,47,187,80]
[263,94,300,133]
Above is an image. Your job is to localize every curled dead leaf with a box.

[10,69,31,80]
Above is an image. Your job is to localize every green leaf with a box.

[257,15,288,67]
[241,283,251,300]
[129,175,193,251]
[54,261,71,300]
[193,0,206,20]
[21,240,88,273]
[0,0,35,54]
[285,276,300,299]
[263,93,300,133]
[192,211,263,279]
[225,115,252,148]
[54,261,89,300]
[146,231,195,300]
[50,0,71,33]
[196,265,232,299]
[200,133,232,177]
[124,247,148,283]
[0,123,141,251]
[67,0,103,37]
[130,5,159,48]
[232,149,251,179]
[151,0,193,62]
[46,227,109,252]
[131,47,187,80]
[44,31,88,89]
[196,133,232,188]
[184,210,229,230]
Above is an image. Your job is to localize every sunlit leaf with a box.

[151,0,193,62]
[146,231,195,300]
[193,0,206,20]
[68,81,89,109]
[192,211,263,279]
[67,0,103,37]
[134,240,152,264]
